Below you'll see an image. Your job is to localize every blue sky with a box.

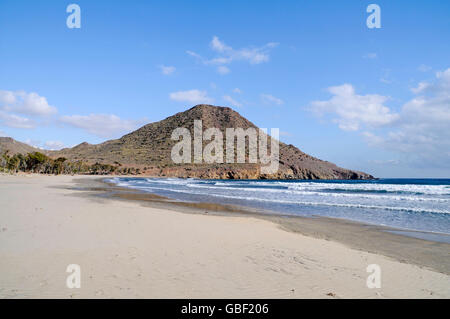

[0,0,449,177]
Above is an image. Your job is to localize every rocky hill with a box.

[1,105,373,179]
[0,137,41,155]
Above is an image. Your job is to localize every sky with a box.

[0,0,449,178]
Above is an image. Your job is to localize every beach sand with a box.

[0,174,449,298]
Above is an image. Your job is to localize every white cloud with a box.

[223,95,242,108]
[21,139,65,150]
[187,36,278,73]
[418,64,432,72]
[217,66,230,75]
[169,89,214,104]
[0,90,56,130]
[24,139,42,149]
[368,159,400,165]
[158,65,176,75]
[210,36,232,52]
[368,70,450,164]
[280,131,293,137]
[309,84,398,131]
[261,93,284,106]
[0,129,7,137]
[362,131,384,146]
[411,81,430,94]
[44,141,65,150]
[60,114,145,138]
[233,88,242,94]
[411,68,450,95]
[186,50,203,60]
[0,90,57,116]
[0,90,16,105]
[317,68,450,168]
[363,53,377,59]
[0,111,36,129]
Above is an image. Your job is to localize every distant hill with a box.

[1,105,373,179]
[0,137,41,155]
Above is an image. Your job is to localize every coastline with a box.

[94,177,450,275]
[1,174,449,298]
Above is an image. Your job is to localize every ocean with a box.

[107,177,450,242]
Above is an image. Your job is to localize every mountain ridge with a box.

[1,104,373,179]
[0,137,42,155]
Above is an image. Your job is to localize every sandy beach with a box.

[0,174,449,298]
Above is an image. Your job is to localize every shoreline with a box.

[99,176,450,240]
[1,174,449,298]
[88,177,450,275]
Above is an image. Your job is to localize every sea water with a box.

[107,178,450,242]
